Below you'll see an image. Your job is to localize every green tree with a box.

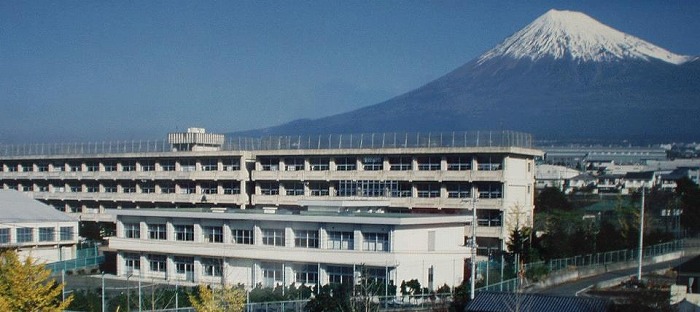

[535,187,572,213]
[677,177,700,235]
[0,249,73,311]
[188,284,246,312]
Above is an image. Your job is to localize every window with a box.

[148,224,166,240]
[262,229,285,246]
[202,159,218,171]
[417,156,441,171]
[363,232,389,252]
[447,183,472,198]
[261,263,283,287]
[260,158,279,171]
[335,157,356,171]
[476,156,503,171]
[294,230,319,248]
[309,157,329,171]
[447,156,471,170]
[362,156,383,171]
[389,156,412,171]
[140,161,155,172]
[202,258,222,277]
[52,163,65,172]
[260,182,279,195]
[390,182,412,198]
[327,266,354,284]
[0,228,10,244]
[124,253,140,273]
[284,158,304,171]
[160,160,176,171]
[477,209,503,227]
[232,229,253,245]
[140,182,155,194]
[478,183,503,199]
[223,158,240,171]
[161,183,175,194]
[178,182,196,195]
[70,184,81,193]
[104,183,117,193]
[16,227,33,243]
[175,225,194,241]
[327,231,353,250]
[121,161,136,172]
[86,162,99,172]
[179,159,196,172]
[337,180,400,197]
[103,162,117,172]
[5,164,17,172]
[204,226,223,243]
[223,181,240,195]
[122,182,136,193]
[295,264,318,285]
[309,182,329,196]
[21,163,33,172]
[201,182,218,194]
[285,182,304,196]
[86,184,99,193]
[37,163,49,172]
[365,267,388,284]
[416,183,440,198]
[60,226,74,241]
[67,163,81,172]
[148,254,166,272]
[174,256,194,275]
[39,227,54,242]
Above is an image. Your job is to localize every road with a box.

[535,255,693,296]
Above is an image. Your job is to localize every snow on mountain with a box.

[478,9,693,65]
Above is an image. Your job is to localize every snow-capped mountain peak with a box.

[478,9,693,65]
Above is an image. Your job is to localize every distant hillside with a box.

[230,10,700,144]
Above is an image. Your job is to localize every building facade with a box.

[109,208,467,290]
[0,130,540,284]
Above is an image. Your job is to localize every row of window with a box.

[259,155,502,172]
[124,224,389,252]
[123,253,387,286]
[3,181,241,195]
[1,158,241,173]
[0,226,74,244]
[258,181,503,199]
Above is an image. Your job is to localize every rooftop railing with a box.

[0,131,533,157]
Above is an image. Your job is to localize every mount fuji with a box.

[235,9,700,143]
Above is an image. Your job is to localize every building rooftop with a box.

[466,292,611,312]
[0,190,75,223]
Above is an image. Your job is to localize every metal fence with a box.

[46,245,104,275]
[546,239,683,272]
[0,131,533,157]
[475,239,684,294]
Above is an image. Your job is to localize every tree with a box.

[0,249,73,311]
[535,187,572,213]
[677,177,700,235]
[188,284,246,312]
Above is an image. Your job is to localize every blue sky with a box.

[1,1,699,143]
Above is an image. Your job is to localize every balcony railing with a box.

[0,131,533,157]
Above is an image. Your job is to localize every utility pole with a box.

[466,199,478,300]
[637,188,645,281]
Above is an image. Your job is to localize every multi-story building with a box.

[109,207,467,290]
[0,129,540,286]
